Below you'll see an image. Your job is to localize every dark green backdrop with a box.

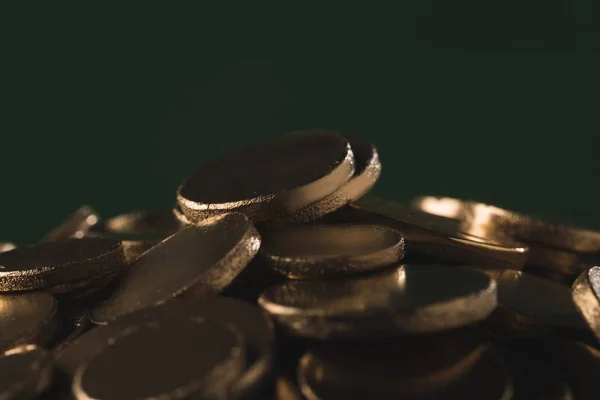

[2,3,599,244]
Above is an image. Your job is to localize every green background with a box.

[2,3,599,244]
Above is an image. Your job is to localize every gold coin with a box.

[90,213,260,324]
[41,205,101,242]
[259,223,404,279]
[572,266,600,342]
[177,130,355,223]
[259,264,497,339]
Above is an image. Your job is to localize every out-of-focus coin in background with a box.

[259,265,497,339]
[0,345,54,400]
[90,213,261,324]
[0,242,16,253]
[177,130,355,223]
[259,223,404,279]
[40,205,101,242]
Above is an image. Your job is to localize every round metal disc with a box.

[177,130,355,223]
[0,292,57,351]
[259,223,404,279]
[0,238,125,291]
[0,345,54,400]
[340,198,529,270]
[90,213,261,324]
[268,136,380,226]
[298,335,510,400]
[72,318,246,400]
[41,205,101,242]
[0,242,16,253]
[258,264,497,339]
[572,266,600,342]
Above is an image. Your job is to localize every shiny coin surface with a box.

[90,213,261,324]
[177,130,355,223]
[339,199,528,270]
[0,238,125,292]
[299,338,510,400]
[0,242,16,253]
[259,224,404,279]
[259,265,497,339]
[0,345,54,400]
[572,266,600,342]
[72,318,246,400]
[0,292,57,351]
[268,136,380,225]
[41,205,100,242]
[415,196,600,253]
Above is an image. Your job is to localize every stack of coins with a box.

[1,130,600,399]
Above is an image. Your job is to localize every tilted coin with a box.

[72,318,246,400]
[41,205,101,242]
[0,242,16,253]
[0,292,57,351]
[173,203,192,226]
[0,345,54,400]
[177,130,355,223]
[258,265,497,339]
[0,238,125,292]
[572,266,600,342]
[500,338,573,400]
[90,213,261,324]
[334,198,528,270]
[259,223,404,279]
[487,269,587,332]
[267,136,380,226]
[413,195,600,253]
[299,337,511,400]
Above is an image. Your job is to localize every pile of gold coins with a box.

[1,130,600,399]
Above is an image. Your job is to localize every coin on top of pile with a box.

[0,238,126,292]
[411,195,600,253]
[40,205,101,242]
[176,130,356,223]
[328,198,528,270]
[266,136,381,227]
[90,212,260,324]
[259,264,497,339]
[258,222,404,279]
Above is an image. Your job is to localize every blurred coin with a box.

[259,265,497,339]
[259,223,404,279]
[339,198,528,270]
[90,213,260,324]
[268,136,380,226]
[0,292,57,351]
[0,345,54,400]
[414,195,600,253]
[41,206,100,242]
[177,130,355,223]
[72,318,246,400]
[572,266,600,342]
[299,337,510,400]
[275,375,304,400]
[553,340,600,400]
[410,196,466,220]
[0,238,125,292]
[501,338,573,400]
[0,242,16,253]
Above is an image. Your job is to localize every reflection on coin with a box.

[72,318,246,400]
[572,267,600,342]
[90,213,261,324]
[501,339,573,400]
[338,199,528,270]
[259,224,404,279]
[177,130,355,223]
[259,265,497,339]
[0,345,54,400]
[41,206,101,242]
[299,338,511,400]
[173,204,192,226]
[489,269,587,331]
[0,238,125,291]
[410,196,466,220]
[0,242,16,253]
[0,292,57,351]
[268,136,380,226]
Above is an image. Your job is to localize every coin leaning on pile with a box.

[1,130,600,399]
